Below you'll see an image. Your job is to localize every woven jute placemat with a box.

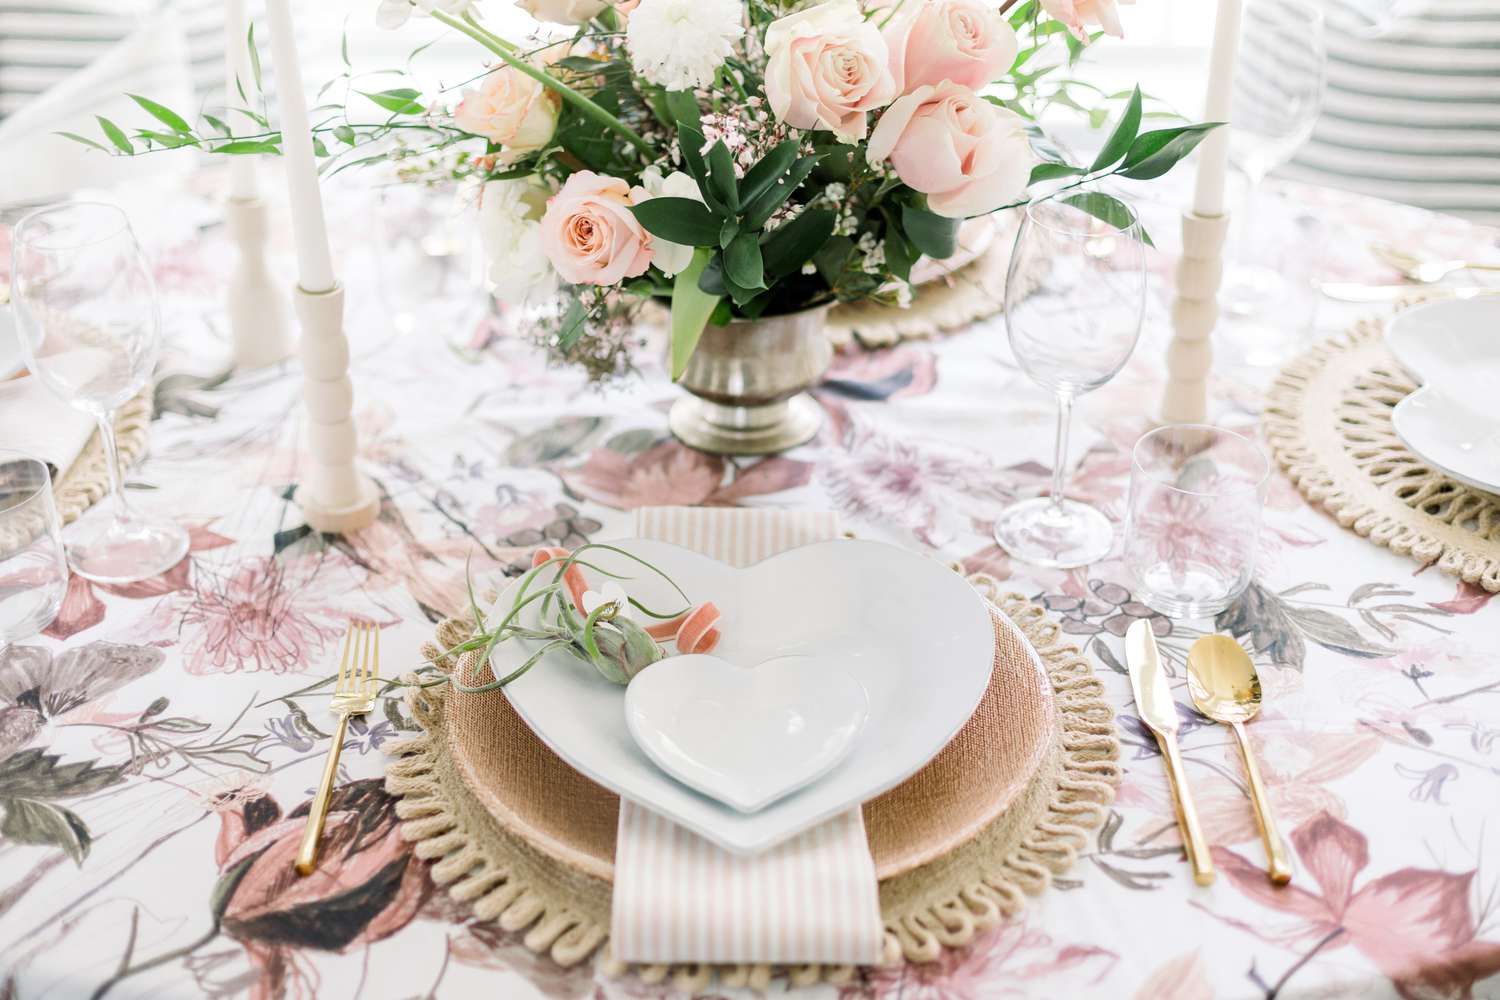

[384,579,1120,991]
[52,391,152,526]
[1264,316,1500,591]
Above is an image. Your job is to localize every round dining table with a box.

[1,169,1497,1000]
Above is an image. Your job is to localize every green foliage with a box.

[670,248,721,380]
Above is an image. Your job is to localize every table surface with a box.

[1,171,1499,1000]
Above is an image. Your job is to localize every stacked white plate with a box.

[1384,297,1500,495]
[489,538,995,854]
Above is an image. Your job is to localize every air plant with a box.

[408,543,721,695]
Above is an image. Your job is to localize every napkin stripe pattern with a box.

[610,506,884,966]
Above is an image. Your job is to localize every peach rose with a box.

[868,80,1034,218]
[884,0,1019,94]
[765,0,898,143]
[539,171,655,285]
[453,65,560,164]
[1041,0,1134,40]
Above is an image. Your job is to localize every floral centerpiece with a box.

[76,0,1210,444]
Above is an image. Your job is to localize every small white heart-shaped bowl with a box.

[625,653,870,813]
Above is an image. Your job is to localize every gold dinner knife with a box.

[1126,619,1214,885]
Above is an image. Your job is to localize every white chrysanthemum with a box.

[626,0,744,91]
[377,0,475,29]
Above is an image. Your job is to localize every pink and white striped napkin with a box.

[610,506,885,967]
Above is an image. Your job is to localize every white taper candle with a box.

[1191,0,1244,218]
[264,0,336,293]
[224,0,259,200]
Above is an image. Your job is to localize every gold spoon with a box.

[1186,635,1292,886]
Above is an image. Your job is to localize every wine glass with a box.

[993,193,1147,569]
[10,201,188,583]
[1222,0,1326,322]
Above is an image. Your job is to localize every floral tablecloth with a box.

[2,171,1499,1000]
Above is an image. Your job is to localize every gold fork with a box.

[295,622,379,876]
[1372,243,1500,284]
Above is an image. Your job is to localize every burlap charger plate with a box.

[385,580,1119,989]
[1265,316,1500,591]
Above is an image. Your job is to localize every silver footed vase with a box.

[669,305,833,456]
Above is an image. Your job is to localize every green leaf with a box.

[333,124,357,146]
[212,139,281,154]
[128,93,192,135]
[1089,85,1141,172]
[361,88,425,115]
[0,750,124,799]
[630,197,720,247]
[742,155,819,230]
[814,234,854,284]
[719,218,740,248]
[138,129,198,149]
[724,232,765,290]
[697,255,727,295]
[1059,191,1151,246]
[0,799,91,865]
[670,247,722,380]
[1028,161,1085,185]
[739,140,798,208]
[1115,123,1221,181]
[901,202,961,259]
[883,223,918,282]
[664,89,702,135]
[55,131,110,153]
[761,208,835,278]
[96,116,133,154]
[248,23,263,94]
[675,125,712,202]
[706,141,739,213]
[202,114,232,137]
[556,298,588,351]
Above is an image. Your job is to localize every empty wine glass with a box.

[1222,0,1326,323]
[10,201,187,583]
[994,193,1147,569]
[0,450,67,642]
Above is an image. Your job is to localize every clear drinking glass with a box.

[10,201,188,583]
[0,451,67,641]
[994,193,1147,569]
[1124,424,1270,618]
[1222,0,1326,322]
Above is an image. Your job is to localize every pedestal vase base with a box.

[295,475,381,534]
[668,393,822,456]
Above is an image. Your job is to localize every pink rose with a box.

[539,171,655,285]
[453,65,560,164]
[764,0,898,142]
[1041,0,1134,40]
[884,0,1019,94]
[868,80,1034,218]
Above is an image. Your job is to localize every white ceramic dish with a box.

[1385,297,1500,494]
[625,652,869,814]
[491,538,994,855]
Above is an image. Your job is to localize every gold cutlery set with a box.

[1125,620,1289,887]
[1321,243,1500,302]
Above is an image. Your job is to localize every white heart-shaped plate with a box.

[625,653,870,813]
[491,538,993,854]
[1385,296,1500,494]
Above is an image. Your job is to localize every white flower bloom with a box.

[637,165,704,277]
[626,0,744,91]
[377,0,475,29]
[581,582,634,621]
[517,0,607,25]
[376,0,413,28]
[478,178,557,306]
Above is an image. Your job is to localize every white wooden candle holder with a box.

[1159,210,1232,425]
[291,283,380,533]
[225,195,293,369]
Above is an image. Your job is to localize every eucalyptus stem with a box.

[432,10,654,156]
